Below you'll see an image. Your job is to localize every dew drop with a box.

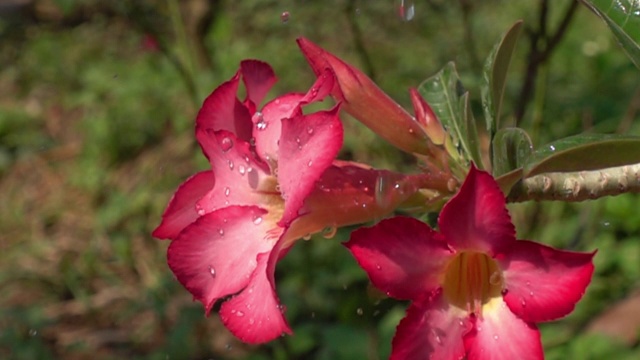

[220,137,233,152]
[280,11,290,23]
[489,271,502,285]
[236,310,245,317]
[321,225,337,239]
[375,264,382,270]
[224,187,230,196]
[521,299,527,307]
[253,216,263,225]
[249,318,255,325]
[307,127,314,135]
[435,335,442,345]
[307,159,313,167]
[28,329,38,337]
[493,334,499,341]
[549,145,556,151]
[197,208,206,216]
[238,165,246,175]
[228,159,234,170]
[218,228,225,237]
[302,233,312,241]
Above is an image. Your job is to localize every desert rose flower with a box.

[153,60,422,343]
[345,165,595,360]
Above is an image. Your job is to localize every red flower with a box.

[345,165,595,360]
[153,60,421,343]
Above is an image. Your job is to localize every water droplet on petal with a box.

[224,187,230,196]
[307,160,313,167]
[209,265,216,278]
[236,310,245,317]
[321,225,337,239]
[253,216,263,225]
[238,165,246,175]
[197,208,206,216]
[228,159,234,170]
[280,11,290,23]
[220,137,233,152]
[249,318,255,325]
[493,334,499,341]
[218,228,225,237]
[435,335,442,345]
[521,299,527,307]
[302,233,312,241]
[307,127,314,135]
[375,264,382,270]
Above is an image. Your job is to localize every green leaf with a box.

[580,0,640,69]
[481,20,524,137]
[492,127,533,177]
[524,133,640,177]
[418,62,483,168]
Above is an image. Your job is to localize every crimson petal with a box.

[463,298,543,360]
[500,240,596,322]
[152,170,214,240]
[391,291,468,360]
[195,129,272,214]
[439,164,515,255]
[277,105,343,226]
[219,241,292,344]
[167,206,280,313]
[345,216,452,300]
[196,73,253,141]
[240,60,277,112]
[253,93,305,165]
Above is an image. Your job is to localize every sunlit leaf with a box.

[580,0,640,69]
[524,133,640,177]
[492,127,533,177]
[418,62,483,168]
[481,20,523,137]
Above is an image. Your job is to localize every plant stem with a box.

[507,163,640,202]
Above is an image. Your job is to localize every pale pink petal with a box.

[219,241,292,344]
[439,165,515,255]
[167,206,281,313]
[500,240,596,323]
[277,105,343,226]
[152,170,214,240]
[253,93,305,165]
[290,164,423,239]
[345,217,452,300]
[196,74,253,142]
[391,291,468,360]
[195,129,273,214]
[464,298,543,360]
[240,60,277,111]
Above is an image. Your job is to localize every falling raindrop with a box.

[356,308,363,316]
[280,11,290,23]
[398,0,415,21]
[28,329,38,337]
[220,137,234,152]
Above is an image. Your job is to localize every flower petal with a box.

[152,170,214,240]
[345,216,452,300]
[290,163,422,239]
[464,298,543,360]
[296,37,430,155]
[391,291,468,360]
[253,93,305,166]
[500,240,596,322]
[277,105,343,226]
[167,206,282,313]
[195,129,274,214]
[439,165,515,255]
[219,241,292,344]
[240,60,277,112]
[196,73,253,142]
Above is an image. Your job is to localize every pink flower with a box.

[297,37,448,159]
[153,60,421,343]
[345,165,595,360]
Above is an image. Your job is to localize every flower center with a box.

[442,252,503,316]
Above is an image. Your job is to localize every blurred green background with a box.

[1,0,639,359]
